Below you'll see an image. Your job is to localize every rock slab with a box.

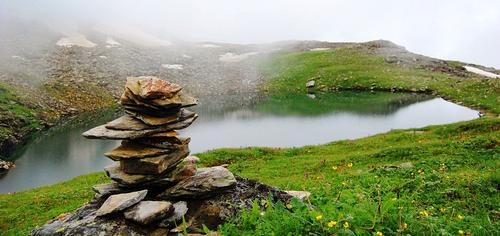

[95,190,148,216]
[124,201,173,225]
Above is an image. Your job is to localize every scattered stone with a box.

[285,190,311,200]
[158,201,188,228]
[95,190,148,216]
[306,80,315,88]
[124,201,174,225]
[0,159,15,172]
[183,155,200,164]
[32,177,293,235]
[159,166,237,199]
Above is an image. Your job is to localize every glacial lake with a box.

[0,92,479,193]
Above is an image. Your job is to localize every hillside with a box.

[0,37,498,235]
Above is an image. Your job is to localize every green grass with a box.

[0,47,498,235]
[261,47,499,114]
[0,173,108,235]
[0,84,42,159]
[202,118,499,235]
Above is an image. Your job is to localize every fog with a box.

[1,0,499,67]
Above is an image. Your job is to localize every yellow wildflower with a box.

[419,210,429,217]
[458,229,465,235]
[327,220,337,228]
[440,208,447,213]
[401,223,408,230]
[286,203,293,209]
[332,165,338,170]
[315,215,323,221]
[347,163,353,168]
[343,221,350,229]
[342,181,348,187]
[259,211,265,216]
[457,214,464,220]
[376,231,383,236]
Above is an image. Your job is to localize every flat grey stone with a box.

[92,182,130,198]
[120,146,190,174]
[82,115,197,140]
[285,190,311,200]
[104,114,151,131]
[158,201,188,228]
[104,163,163,186]
[126,109,196,126]
[124,201,173,225]
[95,190,147,216]
[158,166,236,199]
[183,156,200,164]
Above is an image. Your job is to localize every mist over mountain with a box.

[1,0,499,67]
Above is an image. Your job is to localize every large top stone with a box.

[95,190,148,216]
[120,77,197,111]
[137,77,182,99]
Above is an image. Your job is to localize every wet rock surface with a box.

[32,78,292,235]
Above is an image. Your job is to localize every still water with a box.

[0,92,479,193]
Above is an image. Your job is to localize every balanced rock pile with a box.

[33,77,292,236]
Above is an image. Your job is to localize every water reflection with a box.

[0,92,478,193]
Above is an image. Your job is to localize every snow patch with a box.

[463,66,499,78]
[219,52,259,62]
[309,47,330,51]
[182,54,192,59]
[200,44,221,48]
[56,34,97,48]
[105,37,121,47]
[162,64,183,70]
[99,55,107,59]
[11,55,26,61]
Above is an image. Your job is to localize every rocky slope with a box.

[0,28,497,159]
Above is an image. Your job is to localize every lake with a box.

[0,92,479,193]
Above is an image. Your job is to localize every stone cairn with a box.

[82,76,237,228]
[33,76,294,235]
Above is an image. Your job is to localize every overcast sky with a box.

[2,0,499,67]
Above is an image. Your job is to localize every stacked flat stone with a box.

[83,76,198,186]
[81,76,237,227]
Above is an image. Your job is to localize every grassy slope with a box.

[0,47,498,235]
[261,47,499,114]
[0,80,116,159]
[0,84,42,159]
